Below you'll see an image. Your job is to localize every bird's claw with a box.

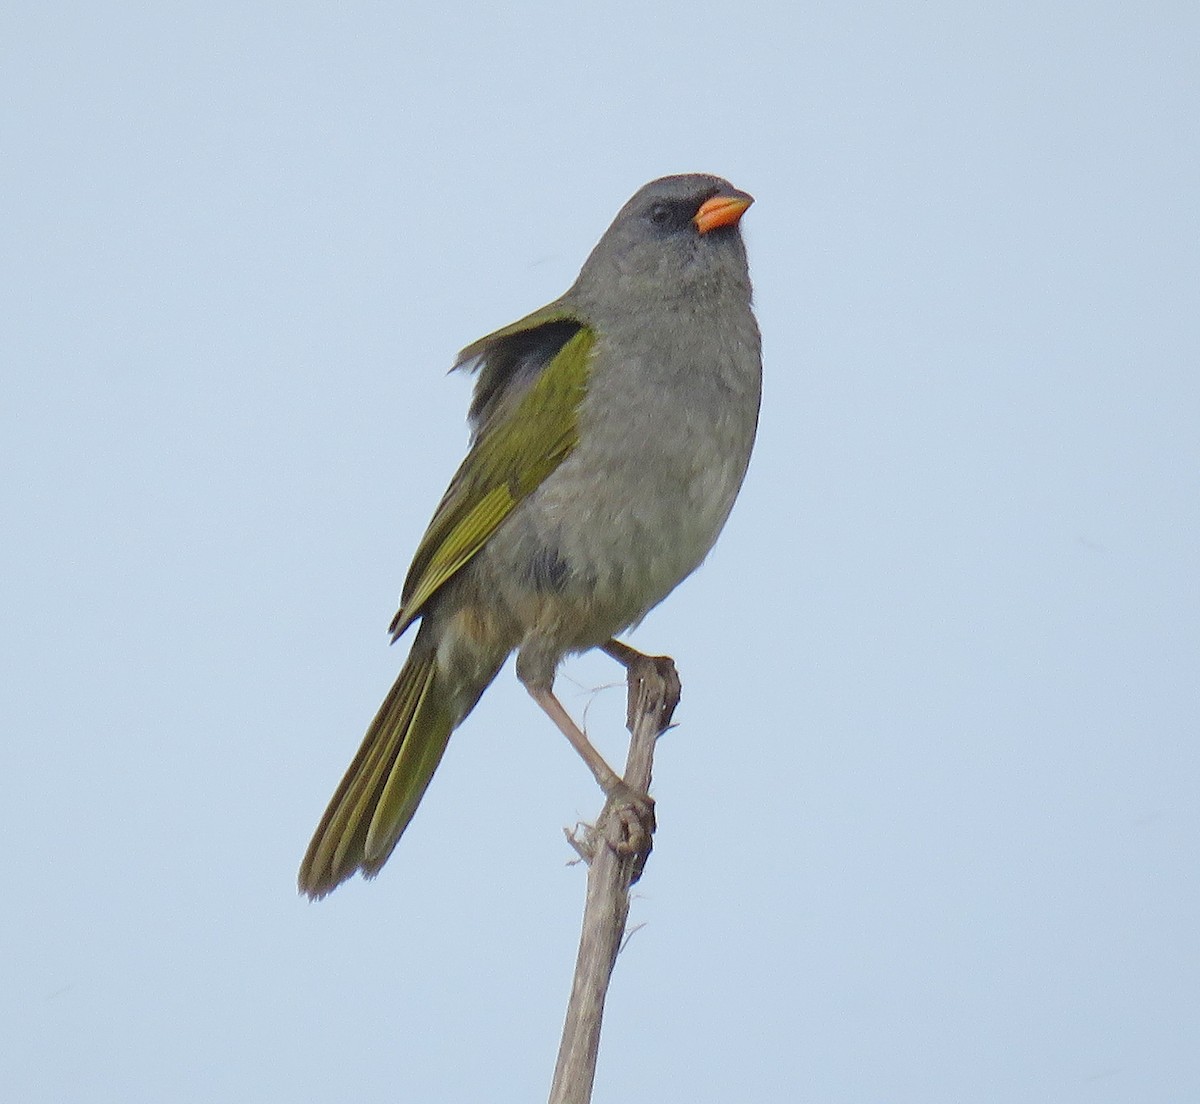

[602,781,656,877]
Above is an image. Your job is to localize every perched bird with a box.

[299,174,761,899]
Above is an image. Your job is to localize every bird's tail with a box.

[298,641,463,899]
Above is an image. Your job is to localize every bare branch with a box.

[548,652,681,1104]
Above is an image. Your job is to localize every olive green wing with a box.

[388,314,595,638]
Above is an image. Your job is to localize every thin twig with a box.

[547,653,682,1104]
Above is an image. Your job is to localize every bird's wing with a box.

[388,311,595,638]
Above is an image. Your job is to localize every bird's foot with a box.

[602,641,681,729]
[601,780,656,880]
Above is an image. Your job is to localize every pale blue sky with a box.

[4,2,1198,1101]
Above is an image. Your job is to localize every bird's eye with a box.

[647,202,676,227]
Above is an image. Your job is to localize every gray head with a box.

[567,174,754,311]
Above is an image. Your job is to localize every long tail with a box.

[299,642,461,899]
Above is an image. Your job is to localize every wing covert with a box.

[388,322,595,638]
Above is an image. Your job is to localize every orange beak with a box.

[693,192,753,234]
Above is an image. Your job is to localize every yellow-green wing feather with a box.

[390,322,595,637]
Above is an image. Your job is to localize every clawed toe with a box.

[603,781,656,861]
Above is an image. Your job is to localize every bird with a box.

[298,173,761,899]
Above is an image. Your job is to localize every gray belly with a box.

[472,400,754,652]
[463,308,761,680]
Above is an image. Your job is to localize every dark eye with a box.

[648,200,686,230]
[647,201,675,227]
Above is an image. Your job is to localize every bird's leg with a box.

[524,681,656,856]
[600,638,645,668]
[525,683,625,795]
